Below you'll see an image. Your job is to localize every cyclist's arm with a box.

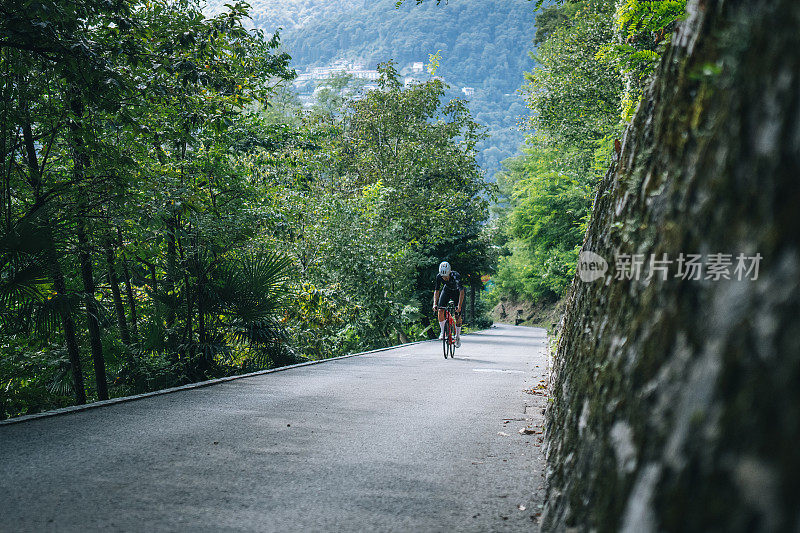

[457,289,465,313]
[433,289,440,310]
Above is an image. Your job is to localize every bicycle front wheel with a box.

[442,321,450,358]
[448,328,456,358]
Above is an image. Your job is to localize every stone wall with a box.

[542,0,800,530]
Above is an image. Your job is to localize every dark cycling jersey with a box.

[435,271,463,293]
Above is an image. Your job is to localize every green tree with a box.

[262,63,495,348]
[0,0,298,416]
[490,0,688,306]
[597,0,687,120]
[311,71,366,118]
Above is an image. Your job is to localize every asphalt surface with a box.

[0,324,549,532]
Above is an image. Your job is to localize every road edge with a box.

[0,337,436,427]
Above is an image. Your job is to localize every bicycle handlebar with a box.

[433,301,458,312]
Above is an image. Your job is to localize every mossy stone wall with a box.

[542,0,800,530]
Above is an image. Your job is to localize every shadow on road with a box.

[462,337,544,347]
[471,332,547,341]
[448,357,497,364]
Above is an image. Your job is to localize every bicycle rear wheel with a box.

[442,321,450,358]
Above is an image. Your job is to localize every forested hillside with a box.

[204,0,535,177]
[203,0,367,31]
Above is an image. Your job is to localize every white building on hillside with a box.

[352,69,380,80]
[305,60,379,81]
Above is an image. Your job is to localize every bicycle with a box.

[437,300,458,359]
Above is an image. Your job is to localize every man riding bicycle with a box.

[433,261,465,347]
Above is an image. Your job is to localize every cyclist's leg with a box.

[455,310,463,347]
[441,289,459,343]
[436,292,449,339]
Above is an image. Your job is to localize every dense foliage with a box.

[262,63,496,359]
[491,0,687,303]
[0,0,493,419]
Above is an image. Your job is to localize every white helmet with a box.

[438,261,451,276]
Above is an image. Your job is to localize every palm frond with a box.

[0,215,55,335]
[203,250,295,365]
[210,251,294,321]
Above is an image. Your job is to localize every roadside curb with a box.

[0,338,434,427]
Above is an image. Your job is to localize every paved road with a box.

[0,324,549,532]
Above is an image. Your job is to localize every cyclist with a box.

[433,261,465,347]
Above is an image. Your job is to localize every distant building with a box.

[305,62,379,81]
[309,66,343,79]
[351,69,380,80]
[293,59,383,105]
[304,59,380,84]
[462,87,475,97]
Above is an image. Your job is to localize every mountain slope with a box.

[203,0,367,32]
[203,0,537,177]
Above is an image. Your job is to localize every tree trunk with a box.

[178,238,192,347]
[70,93,108,400]
[105,240,131,346]
[120,254,139,342]
[149,263,157,294]
[1,86,7,231]
[165,214,178,360]
[2,139,11,232]
[397,328,409,344]
[1,51,12,231]
[51,250,86,404]
[77,220,108,400]
[21,113,86,404]
[197,282,206,345]
[197,260,206,346]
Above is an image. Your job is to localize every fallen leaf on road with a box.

[498,431,510,437]
[519,428,538,435]
[518,504,526,511]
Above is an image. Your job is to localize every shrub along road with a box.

[0,324,549,532]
